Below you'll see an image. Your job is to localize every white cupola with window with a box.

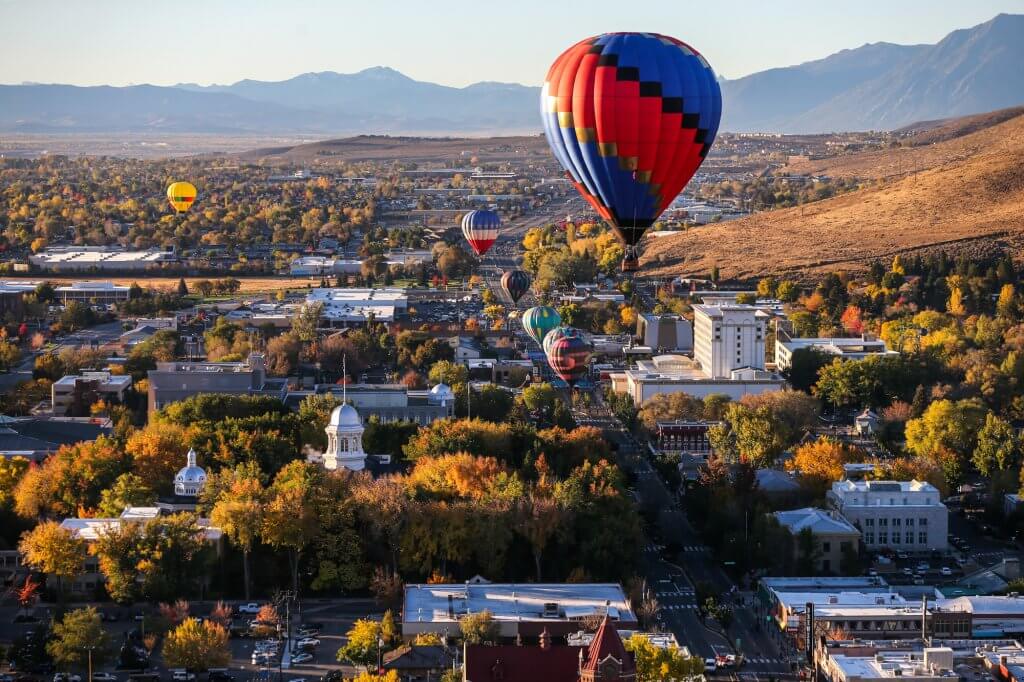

[322,403,366,471]
[174,448,206,497]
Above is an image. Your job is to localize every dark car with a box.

[208,672,233,682]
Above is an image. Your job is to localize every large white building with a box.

[306,288,408,325]
[827,480,948,553]
[55,281,131,304]
[31,247,174,272]
[614,354,785,403]
[693,303,770,378]
[776,335,899,371]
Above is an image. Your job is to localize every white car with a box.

[290,653,314,665]
[172,672,196,682]
[92,674,117,682]
[941,567,953,576]
[237,603,262,614]
[295,637,320,648]
[704,659,717,674]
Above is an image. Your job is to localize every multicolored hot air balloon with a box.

[522,306,561,347]
[542,325,582,358]
[166,181,197,213]
[461,209,501,256]
[500,269,530,304]
[541,33,722,271]
[547,333,592,387]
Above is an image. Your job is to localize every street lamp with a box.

[376,636,385,675]
[84,645,97,682]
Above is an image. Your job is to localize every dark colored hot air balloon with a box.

[461,209,501,256]
[542,325,582,358]
[500,269,530,304]
[541,33,722,271]
[547,333,592,386]
[522,306,561,347]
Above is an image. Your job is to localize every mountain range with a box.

[1,13,1021,135]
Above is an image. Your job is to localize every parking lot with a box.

[1,600,381,682]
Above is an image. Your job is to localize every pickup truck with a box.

[237,603,262,615]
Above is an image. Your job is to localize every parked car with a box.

[295,638,320,649]
[290,653,314,665]
[896,552,909,560]
[54,675,82,682]
[171,671,195,682]
[296,627,320,637]
[941,567,953,576]
[92,674,117,682]
[704,659,717,674]
[913,577,925,585]
[902,567,913,576]
[237,603,262,615]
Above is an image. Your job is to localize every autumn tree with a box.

[93,521,145,604]
[162,619,230,671]
[262,461,319,593]
[209,474,265,599]
[786,437,867,496]
[459,610,498,644]
[98,473,156,517]
[973,413,1021,477]
[625,633,703,682]
[19,521,86,601]
[516,492,564,581]
[905,399,986,462]
[337,618,390,668]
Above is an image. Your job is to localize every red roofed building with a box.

[463,618,636,682]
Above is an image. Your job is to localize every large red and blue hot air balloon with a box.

[541,33,722,271]
[461,209,501,256]
[547,332,592,387]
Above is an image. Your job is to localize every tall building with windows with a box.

[692,304,770,379]
[827,480,948,553]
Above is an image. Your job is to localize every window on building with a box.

[840,542,851,552]
[822,559,831,572]
[892,518,901,527]
[822,542,831,552]
[919,518,927,526]
[865,518,874,527]
[905,532,914,544]
[907,518,914,527]
[865,533,875,544]
[919,531,927,544]
[879,532,888,544]
[879,518,888,527]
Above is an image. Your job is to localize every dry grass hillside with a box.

[641,112,1024,281]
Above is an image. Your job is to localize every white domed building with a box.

[175,447,207,497]
[310,403,367,471]
[428,383,454,409]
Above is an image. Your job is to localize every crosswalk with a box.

[655,588,695,596]
[661,603,700,610]
[643,543,710,553]
[745,657,788,665]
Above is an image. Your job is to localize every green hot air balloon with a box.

[521,306,561,347]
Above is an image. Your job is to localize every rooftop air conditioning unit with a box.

[543,602,559,618]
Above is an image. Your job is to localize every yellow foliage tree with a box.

[162,618,230,671]
[786,437,866,494]
[125,422,193,494]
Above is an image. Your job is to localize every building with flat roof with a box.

[146,353,285,412]
[401,582,637,638]
[776,334,898,371]
[54,281,131,304]
[774,507,861,574]
[286,383,454,426]
[828,480,948,553]
[306,287,408,326]
[32,247,174,272]
[618,354,785,403]
[636,313,693,352]
[821,648,957,682]
[52,371,132,417]
[0,416,111,461]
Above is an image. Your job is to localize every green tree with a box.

[262,462,319,594]
[973,413,1021,477]
[428,360,469,387]
[0,340,21,371]
[93,521,145,604]
[162,619,230,671]
[905,399,986,461]
[98,473,156,517]
[291,302,323,343]
[138,514,208,601]
[297,393,340,452]
[177,278,189,297]
[47,607,108,670]
[209,475,265,600]
[785,347,831,393]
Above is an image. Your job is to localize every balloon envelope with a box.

[541,32,722,270]
[522,306,561,347]
[166,181,197,213]
[542,326,582,358]
[461,209,501,256]
[500,269,531,303]
[547,334,592,386]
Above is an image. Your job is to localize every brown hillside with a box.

[782,110,1024,181]
[640,114,1024,282]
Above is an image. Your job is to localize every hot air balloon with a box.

[500,269,530,304]
[541,33,722,271]
[461,209,501,256]
[547,333,592,387]
[522,306,561,347]
[542,325,582,358]
[166,181,197,213]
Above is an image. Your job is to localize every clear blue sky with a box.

[0,0,1018,86]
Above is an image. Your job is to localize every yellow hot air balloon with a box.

[166,181,197,213]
